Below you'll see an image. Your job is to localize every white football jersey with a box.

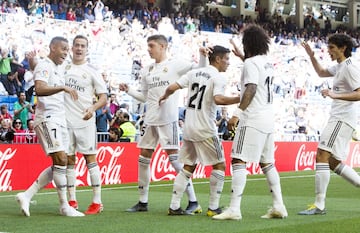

[140,58,193,125]
[34,57,67,127]
[64,62,108,128]
[240,55,275,133]
[327,57,360,129]
[177,65,226,141]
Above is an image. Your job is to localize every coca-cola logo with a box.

[350,143,360,168]
[58,146,123,187]
[0,148,16,191]
[246,163,262,175]
[295,144,316,171]
[151,148,207,181]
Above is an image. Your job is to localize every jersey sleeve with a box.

[213,74,226,96]
[93,71,108,95]
[176,71,190,88]
[243,59,259,86]
[347,63,360,91]
[33,60,51,83]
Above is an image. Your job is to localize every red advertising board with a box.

[1,142,360,192]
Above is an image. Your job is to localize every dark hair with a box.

[50,36,68,46]
[147,34,168,47]
[242,24,270,59]
[328,33,354,58]
[13,119,23,129]
[208,45,230,63]
[73,35,89,47]
[122,112,130,120]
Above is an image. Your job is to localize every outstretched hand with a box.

[301,41,315,57]
[230,38,244,61]
[119,83,129,92]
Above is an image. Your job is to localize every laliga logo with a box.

[350,143,360,168]
[151,148,207,182]
[295,144,316,171]
[74,146,123,186]
[0,148,16,191]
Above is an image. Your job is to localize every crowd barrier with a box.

[1,141,360,192]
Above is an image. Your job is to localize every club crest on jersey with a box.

[163,67,168,73]
[42,70,49,78]
[149,65,154,72]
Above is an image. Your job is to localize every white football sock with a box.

[53,165,69,208]
[169,154,197,202]
[138,155,151,203]
[229,164,246,212]
[314,163,330,210]
[208,169,225,210]
[262,163,285,208]
[66,165,76,201]
[170,169,192,210]
[88,162,101,204]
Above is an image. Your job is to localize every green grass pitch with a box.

[1,170,360,233]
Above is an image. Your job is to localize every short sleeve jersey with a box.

[64,62,108,128]
[140,58,192,125]
[177,65,226,141]
[240,55,275,133]
[327,57,360,129]
[33,57,67,127]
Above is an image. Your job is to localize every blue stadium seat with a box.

[8,103,15,111]
[0,95,9,103]
[7,96,18,103]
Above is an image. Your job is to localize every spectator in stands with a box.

[0,48,23,76]
[108,126,120,142]
[103,6,113,21]
[74,1,85,22]
[66,7,76,21]
[25,119,38,143]
[1,71,19,96]
[95,99,112,142]
[216,106,229,138]
[109,93,119,115]
[174,12,185,34]
[13,119,26,143]
[27,0,37,16]
[84,8,95,23]
[0,118,14,143]
[93,0,104,21]
[13,92,34,128]
[0,104,13,123]
[109,109,121,129]
[118,111,136,142]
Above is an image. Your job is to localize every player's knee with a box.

[213,162,226,171]
[67,155,76,166]
[231,158,245,165]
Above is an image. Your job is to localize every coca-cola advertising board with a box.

[1,142,360,192]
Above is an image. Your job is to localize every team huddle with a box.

[15,24,360,220]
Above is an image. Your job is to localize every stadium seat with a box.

[0,95,9,103]
[8,96,18,103]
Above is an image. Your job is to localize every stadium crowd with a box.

[1,0,360,143]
